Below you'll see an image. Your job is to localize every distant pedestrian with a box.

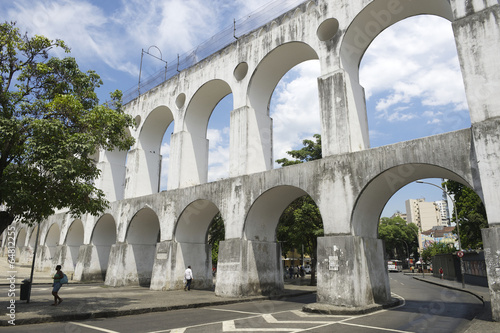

[439,267,444,280]
[289,266,294,279]
[51,265,64,306]
[184,265,193,291]
[294,265,299,278]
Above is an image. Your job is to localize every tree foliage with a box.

[276,134,323,285]
[208,212,225,266]
[442,180,488,249]
[378,216,419,260]
[276,134,321,166]
[421,242,455,262]
[0,22,135,231]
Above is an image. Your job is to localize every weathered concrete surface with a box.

[3,0,500,318]
[482,227,500,321]
[316,235,390,307]
[215,239,284,297]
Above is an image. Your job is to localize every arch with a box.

[174,199,220,289]
[15,228,27,262]
[16,228,27,248]
[351,163,471,239]
[176,79,232,186]
[28,225,39,249]
[90,214,117,280]
[126,207,161,245]
[44,223,60,259]
[248,42,319,115]
[139,105,174,153]
[340,0,453,81]
[175,199,219,244]
[244,185,309,242]
[64,219,84,270]
[91,214,117,246]
[184,80,232,136]
[124,207,160,286]
[137,105,175,194]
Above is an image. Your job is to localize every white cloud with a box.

[360,15,468,122]
[271,61,321,164]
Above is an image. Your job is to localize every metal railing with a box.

[122,0,310,105]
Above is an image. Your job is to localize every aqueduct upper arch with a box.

[4,0,500,320]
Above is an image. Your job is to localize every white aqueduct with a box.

[3,0,500,320]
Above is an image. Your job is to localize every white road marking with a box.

[339,321,413,332]
[69,321,120,333]
[209,308,262,315]
[223,320,300,332]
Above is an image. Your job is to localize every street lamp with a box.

[396,222,422,277]
[396,238,409,268]
[415,180,465,288]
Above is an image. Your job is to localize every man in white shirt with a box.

[184,265,193,291]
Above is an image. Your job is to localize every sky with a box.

[2,0,472,218]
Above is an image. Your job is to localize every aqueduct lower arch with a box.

[4,0,500,320]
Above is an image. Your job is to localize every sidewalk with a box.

[1,260,499,331]
[407,272,499,333]
[1,261,316,326]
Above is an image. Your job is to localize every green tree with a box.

[276,134,322,166]
[276,134,323,285]
[0,22,135,233]
[421,242,455,262]
[378,216,419,261]
[208,212,225,267]
[442,180,488,249]
[277,195,323,285]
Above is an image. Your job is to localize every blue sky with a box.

[2,0,471,218]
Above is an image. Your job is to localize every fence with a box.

[122,0,310,105]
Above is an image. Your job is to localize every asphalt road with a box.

[3,274,483,332]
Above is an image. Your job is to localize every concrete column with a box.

[229,106,273,177]
[105,242,157,287]
[123,148,161,199]
[318,70,369,157]
[167,131,208,189]
[73,244,109,282]
[450,2,500,123]
[482,227,500,321]
[150,240,177,291]
[215,239,283,297]
[94,149,127,201]
[52,245,76,275]
[316,235,390,308]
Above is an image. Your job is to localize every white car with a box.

[303,265,311,274]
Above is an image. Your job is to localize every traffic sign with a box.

[457,250,464,258]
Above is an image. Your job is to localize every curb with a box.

[302,297,403,315]
[412,277,485,305]
[6,290,316,326]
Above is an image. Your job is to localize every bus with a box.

[387,260,403,272]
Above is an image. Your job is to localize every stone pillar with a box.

[229,106,273,177]
[150,241,177,291]
[318,70,369,157]
[316,235,390,308]
[94,149,127,202]
[167,131,208,189]
[52,245,75,274]
[123,148,161,199]
[450,2,500,123]
[482,227,500,321]
[215,239,283,297]
[73,244,109,282]
[105,242,157,287]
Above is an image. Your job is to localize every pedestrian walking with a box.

[51,265,64,306]
[184,265,194,291]
[439,267,444,280]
